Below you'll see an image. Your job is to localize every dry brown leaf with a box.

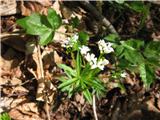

[54,51,63,65]
[0,56,13,72]
[146,98,160,113]
[20,1,49,16]
[13,86,29,93]
[0,0,17,16]
[0,97,13,113]
[75,93,85,105]
[51,0,62,17]
[0,77,9,85]
[41,47,55,70]
[17,102,39,114]
[158,98,160,110]
[54,25,67,43]
[9,108,43,120]
[10,77,22,86]
[35,0,51,7]
[11,97,26,108]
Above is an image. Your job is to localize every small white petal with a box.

[80,45,90,55]
[121,72,127,78]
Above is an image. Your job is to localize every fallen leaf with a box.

[11,97,26,108]
[158,98,160,110]
[20,1,49,16]
[51,0,62,17]
[9,108,43,120]
[0,97,13,113]
[13,86,29,93]
[54,51,63,65]
[10,77,22,86]
[54,25,67,43]
[0,77,9,85]
[17,102,39,114]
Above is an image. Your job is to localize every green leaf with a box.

[144,41,160,59]
[121,39,144,51]
[16,13,56,45]
[83,89,93,104]
[71,16,80,28]
[17,13,50,35]
[126,1,147,13]
[78,31,89,45]
[58,78,77,89]
[0,113,11,120]
[47,8,62,29]
[139,63,155,88]
[58,64,76,78]
[115,45,124,56]
[104,34,119,42]
[76,51,81,76]
[39,30,54,45]
[124,49,144,64]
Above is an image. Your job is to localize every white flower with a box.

[98,39,114,54]
[72,34,79,42]
[97,59,109,70]
[121,72,127,78]
[61,34,78,48]
[84,53,98,69]
[80,45,90,55]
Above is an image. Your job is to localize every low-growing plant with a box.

[16,7,159,105]
[104,34,160,88]
[58,32,115,104]
[16,8,61,45]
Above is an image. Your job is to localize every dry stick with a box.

[93,95,98,120]
[37,44,51,120]
[79,1,118,35]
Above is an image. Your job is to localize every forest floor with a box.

[1,1,160,120]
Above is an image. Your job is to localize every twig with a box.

[80,1,118,35]
[93,95,98,120]
[37,44,51,120]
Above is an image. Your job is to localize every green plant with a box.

[58,32,116,104]
[0,113,11,120]
[105,34,160,88]
[16,8,62,45]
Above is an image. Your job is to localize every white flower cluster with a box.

[98,39,114,54]
[80,45,109,70]
[61,34,79,48]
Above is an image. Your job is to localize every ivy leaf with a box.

[47,8,62,29]
[139,63,155,88]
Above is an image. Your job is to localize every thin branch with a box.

[79,1,118,35]
[93,95,98,120]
